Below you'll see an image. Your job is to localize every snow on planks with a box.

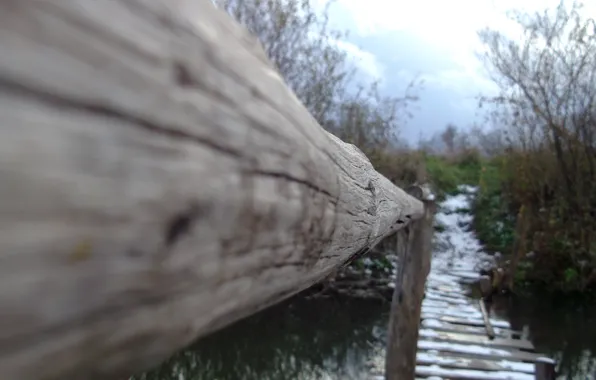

[412,189,555,380]
[415,274,553,379]
[369,189,555,380]
[418,330,534,351]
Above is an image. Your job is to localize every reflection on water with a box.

[491,293,596,379]
[133,295,389,380]
[132,284,596,380]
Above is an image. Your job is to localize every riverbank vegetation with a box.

[472,1,596,294]
[214,0,596,297]
[411,1,596,296]
[214,0,421,173]
[217,0,596,295]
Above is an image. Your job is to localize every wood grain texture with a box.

[0,1,423,379]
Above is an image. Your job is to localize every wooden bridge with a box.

[0,1,554,380]
[378,192,557,380]
[415,269,555,379]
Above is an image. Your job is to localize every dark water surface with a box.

[133,295,389,380]
[134,290,596,380]
[492,293,596,379]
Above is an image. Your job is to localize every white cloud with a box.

[424,68,497,96]
[333,39,384,80]
[331,0,596,97]
[315,0,596,138]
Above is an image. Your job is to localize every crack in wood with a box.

[245,169,336,200]
[365,179,377,216]
[164,202,202,248]
[0,78,242,158]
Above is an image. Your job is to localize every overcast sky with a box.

[324,0,596,143]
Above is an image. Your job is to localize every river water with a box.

[133,191,596,380]
[492,293,596,379]
[132,296,389,380]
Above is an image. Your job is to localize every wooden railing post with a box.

[385,187,435,380]
[535,359,557,380]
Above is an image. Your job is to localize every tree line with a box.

[216,0,596,293]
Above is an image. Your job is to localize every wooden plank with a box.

[419,329,535,350]
[432,315,512,329]
[426,288,470,299]
[427,275,461,284]
[417,351,535,373]
[422,313,494,327]
[421,318,520,339]
[424,293,470,305]
[418,340,551,363]
[447,270,481,280]
[479,298,496,339]
[422,305,483,318]
[0,1,425,380]
[416,364,534,380]
[418,349,545,366]
[425,292,470,304]
[422,318,499,336]
[429,284,462,294]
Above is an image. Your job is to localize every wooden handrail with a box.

[0,1,423,379]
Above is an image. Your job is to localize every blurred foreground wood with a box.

[0,1,423,379]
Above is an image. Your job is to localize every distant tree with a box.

[441,124,458,154]
[334,81,420,152]
[214,0,421,154]
[479,0,596,200]
[470,126,507,157]
[214,0,351,123]
[479,0,596,290]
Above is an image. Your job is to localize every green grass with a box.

[423,151,485,199]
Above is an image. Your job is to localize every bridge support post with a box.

[385,187,435,380]
[535,360,556,380]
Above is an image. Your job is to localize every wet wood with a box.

[479,298,496,339]
[508,204,530,291]
[479,275,492,298]
[0,1,424,380]
[535,360,557,380]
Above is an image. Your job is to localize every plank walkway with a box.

[413,265,555,380]
[370,190,556,380]
[410,191,556,379]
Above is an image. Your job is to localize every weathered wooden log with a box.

[0,1,423,380]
